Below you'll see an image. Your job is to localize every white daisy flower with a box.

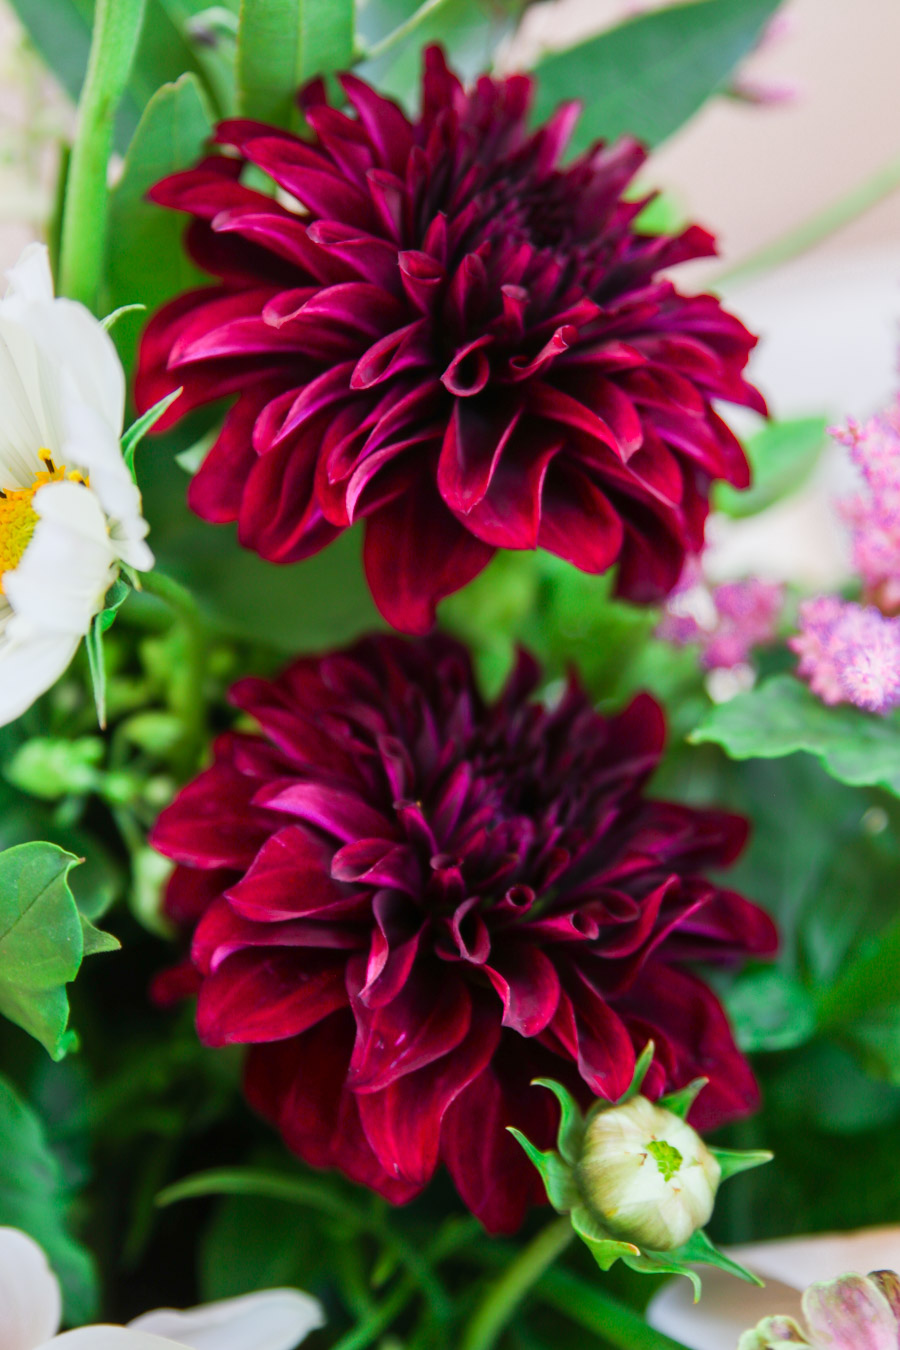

[0,1226,325,1350]
[0,242,152,727]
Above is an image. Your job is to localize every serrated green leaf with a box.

[0,1073,98,1322]
[506,1128,576,1213]
[236,0,354,128]
[690,674,900,795]
[530,0,783,156]
[122,388,184,475]
[715,417,828,518]
[709,1147,774,1181]
[104,73,214,374]
[0,843,115,1060]
[0,844,82,1059]
[659,1077,708,1120]
[532,1078,585,1167]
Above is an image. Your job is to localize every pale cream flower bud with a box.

[576,1095,721,1251]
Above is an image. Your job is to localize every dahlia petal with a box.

[224,826,351,922]
[331,840,422,894]
[239,435,341,562]
[455,431,561,550]
[351,320,431,390]
[363,485,494,633]
[339,74,415,175]
[246,1019,422,1205]
[566,968,637,1099]
[348,960,471,1091]
[253,781,398,843]
[148,159,262,218]
[211,208,347,284]
[437,399,521,513]
[398,250,445,314]
[305,221,402,292]
[441,1050,558,1234]
[441,334,494,397]
[536,465,625,573]
[192,895,361,974]
[244,136,378,228]
[188,389,275,524]
[197,949,348,1044]
[507,325,575,381]
[484,942,561,1036]
[150,749,274,869]
[356,997,501,1185]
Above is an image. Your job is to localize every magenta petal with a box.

[356,998,501,1185]
[254,781,398,843]
[225,826,348,921]
[484,943,561,1036]
[363,484,494,633]
[197,949,348,1044]
[348,963,471,1091]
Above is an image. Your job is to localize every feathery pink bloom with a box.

[658,566,783,670]
[789,596,900,714]
[835,403,900,613]
[135,48,763,634]
[151,635,776,1233]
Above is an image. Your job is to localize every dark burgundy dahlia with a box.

[152,634,776,1232]
[135,48,764,634]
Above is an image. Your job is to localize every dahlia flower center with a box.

[0,452,87,593]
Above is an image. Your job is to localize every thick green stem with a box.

[364,0,455,62]
[718,150,900,289]
[330,1277,415,1350]
[460,1217,574,1350]
[58,0,146,308]
[537,1268,690,1350]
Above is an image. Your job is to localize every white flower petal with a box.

[0,318,62,485]
[0,628,80,726]
[5,480,116,637]
[5,242,55,304]
[38,1331,188,1350]
[1,246,124,436]
[129,1290,326,1350]
[0,1227,62,1350]
[60,397,152,571]
[647,1226,900,1350]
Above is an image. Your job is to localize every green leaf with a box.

[0,1073,98,1323]
[690,674,900,795]
[530,0,783,156]
[506,1129,576,1213]
[531,1078,585,1167]
[80,912,121,956]
[816,912,900,1030]
[715,417,828,518]
[675,1228,763,1286]
[85,612,108,729]
[709,1147,774,1181]
[122,388,184,475]
[620,1039,656,1102]
[621,1249,702,1300]
[104,73,214,374]
[725,966,817,1052]
[236,0,355,127]
[0,843,115,1060]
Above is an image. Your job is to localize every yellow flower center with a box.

[0,451,87,594]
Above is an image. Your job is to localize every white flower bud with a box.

[576,1095,721,1251]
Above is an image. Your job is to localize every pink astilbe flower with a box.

[835,402,900,613]
[789,596,900,714]
[657,565,783,670]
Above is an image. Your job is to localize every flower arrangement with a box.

[1,2,900,1348]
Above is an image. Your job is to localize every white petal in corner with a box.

[38,1331,187,1350]
[60,396,153,571]
[130,1290,326,1350]
[647,1225,900,1350]
[4,242,55,305]
[0,629,80,726]
[0,1226,62,1350]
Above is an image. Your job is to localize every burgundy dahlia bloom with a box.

[152,634,776,1233]
[135,48,764,633]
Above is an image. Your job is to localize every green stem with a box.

[330,1277,415,1350]
[718,150,900,288]
[460,1217,574,1350]
[364,0,455,62]
[58,0,146,308]
[536,1268,689,1350]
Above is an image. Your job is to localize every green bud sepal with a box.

[508,1042,773,1299]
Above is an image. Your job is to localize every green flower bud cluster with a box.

[509,1042,773,1297]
